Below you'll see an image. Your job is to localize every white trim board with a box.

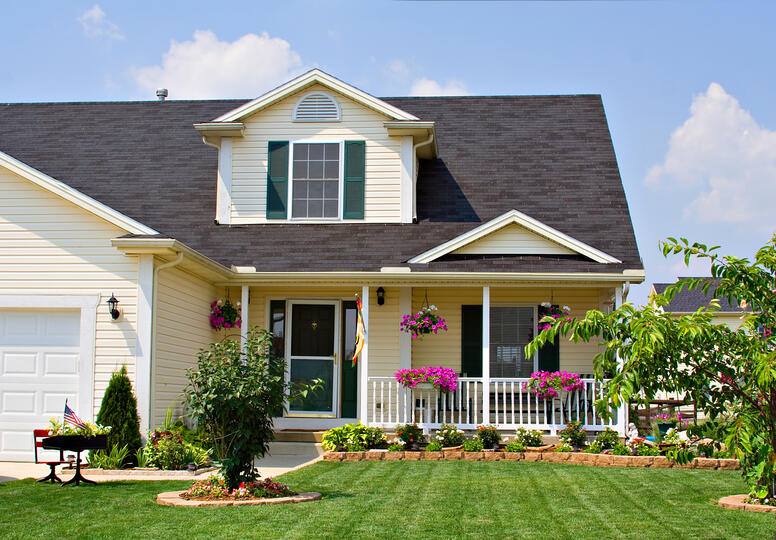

[213,69,419,123]
[0,294,99,420]
[408,209,622,265]
[0,150,157,236]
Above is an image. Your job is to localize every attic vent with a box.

[293,92,341,122]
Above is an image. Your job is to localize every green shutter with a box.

[537,303,560,371]
[343,141,365,219]
[340,301,358,418]
[461,305,483,377]
[266,141,288,219]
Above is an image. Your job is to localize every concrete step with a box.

[273,430,326,443]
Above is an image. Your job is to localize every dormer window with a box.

[293,92,341,122]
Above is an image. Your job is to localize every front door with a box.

[287,302,339,416]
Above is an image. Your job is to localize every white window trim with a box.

[490,303,539,375]
[292,91,342,122]
[286,139,345,222]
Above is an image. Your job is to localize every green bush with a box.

[595,427,621,450]
[636,442,660,456]
[611,443,630,456]
[556,442,573,453]
[425,441,443,452]
[90,444,130,469]
[514,427,544,447]
[584,441,603,454]
[434,424,465,447]
[505,441,526,453]
[396,424,425,448]
[321,423,386,451]
[476,425,501,448]
[558,421,587,448]
[462,439,484,452]
[347,442,366,452]
[144,431,212,470]
[95,366,141,466]
[387,442,404,451]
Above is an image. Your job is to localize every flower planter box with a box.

[42,434,107,452]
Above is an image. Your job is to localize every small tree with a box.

[184,328,318,489]
[95,365,142,465]
[527,235,776,497]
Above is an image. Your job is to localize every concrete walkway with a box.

[0,442,323,483]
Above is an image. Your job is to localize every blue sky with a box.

[3,1,775,306]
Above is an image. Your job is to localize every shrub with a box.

[476,425,501,448]
[95,366,141,466]
[556,442,573,453]
[90,444,130,469]
[347,442,366,452]
[505,441,526,453]
[611,443,630,456]
[514,427,544,447]
[584,441,603,454]
[425,441,443,452]
[636,442,660,456]
[595,427,621,450]
[558,421,587,448]
[321,423,386,451]
[184,328,316,489]
[395,424,425,448]
[462,439,484,452]
[144,430,211,470]
[434,423,465,447]
[387,443,404,452]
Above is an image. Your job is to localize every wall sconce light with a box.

[107,294,120,320]
[376,287,385,306]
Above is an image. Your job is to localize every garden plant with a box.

[93,365,142,466]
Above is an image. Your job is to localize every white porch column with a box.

[482,286,490,425]
[614,284,627,435]
[240,285,249,349]
[136,254,154,435]
[359,286,370,424]
[399,287,412,370]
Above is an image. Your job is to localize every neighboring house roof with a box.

[0,94,642,274]
[652,278,743,313]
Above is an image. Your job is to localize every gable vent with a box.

[293,92,341,122]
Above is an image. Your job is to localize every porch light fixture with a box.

[376,287,385,306]
[107,294,120,320]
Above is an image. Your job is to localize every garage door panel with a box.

[0,309,81,462]
[2,352,38,375]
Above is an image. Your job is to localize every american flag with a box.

[64,400,87,429]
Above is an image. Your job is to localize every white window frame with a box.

[287,139,345,222]
[489,303,539,376]
[292,91,342,122]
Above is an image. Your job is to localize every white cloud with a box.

[410,77,468,96]
[78,5,124,40]
[646,83,776,230]
[386,60,410,80]
[131,30,304,99]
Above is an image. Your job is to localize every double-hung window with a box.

[291,142,340,219]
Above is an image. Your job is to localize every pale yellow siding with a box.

[152,266,219,425]
[230,83,403,224]
[0,166,140,416]
[452,223,576,256]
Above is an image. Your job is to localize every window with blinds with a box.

[489,306,535,377]
[293,92,341,121]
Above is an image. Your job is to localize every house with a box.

[0,70,643,460]
[651,278,747,329]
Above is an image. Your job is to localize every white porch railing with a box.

[366,377,619,433]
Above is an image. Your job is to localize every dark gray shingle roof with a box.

[0,95,642,273]
[653,278,742,312]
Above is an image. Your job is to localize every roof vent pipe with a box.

[156,88,168,101]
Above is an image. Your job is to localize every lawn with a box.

[0,461,772,539]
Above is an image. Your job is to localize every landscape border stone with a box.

[157,491,322,507]
[322,450,739,469]
[718,494,776,513]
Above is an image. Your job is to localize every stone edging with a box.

[156,491,322,507]
[718,494,776,513]
[62,466,219,477]
[323,450,739,470]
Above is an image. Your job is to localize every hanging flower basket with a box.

[209,298,242,330]
[395,366,458,392]
[538,302,572,331]
[523,371,583,400]
[400,305,448,339]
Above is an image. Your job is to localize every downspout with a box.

[623,281,630,303]
[201,135,219,150]
[412,132,434,222]
[149,251,184,429]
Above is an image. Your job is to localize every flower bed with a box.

[182,475,296,501]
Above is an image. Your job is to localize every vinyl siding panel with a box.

[452,223,576,255]
[230,84,403,223]
[0,166,140,417]
[152,266,219,426]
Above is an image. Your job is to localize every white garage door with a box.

[0,310,81,462]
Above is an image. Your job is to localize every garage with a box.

[0,310,81,461]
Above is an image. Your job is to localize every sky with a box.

[2,1,775,306]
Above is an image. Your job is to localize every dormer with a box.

[195,69,436,225]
